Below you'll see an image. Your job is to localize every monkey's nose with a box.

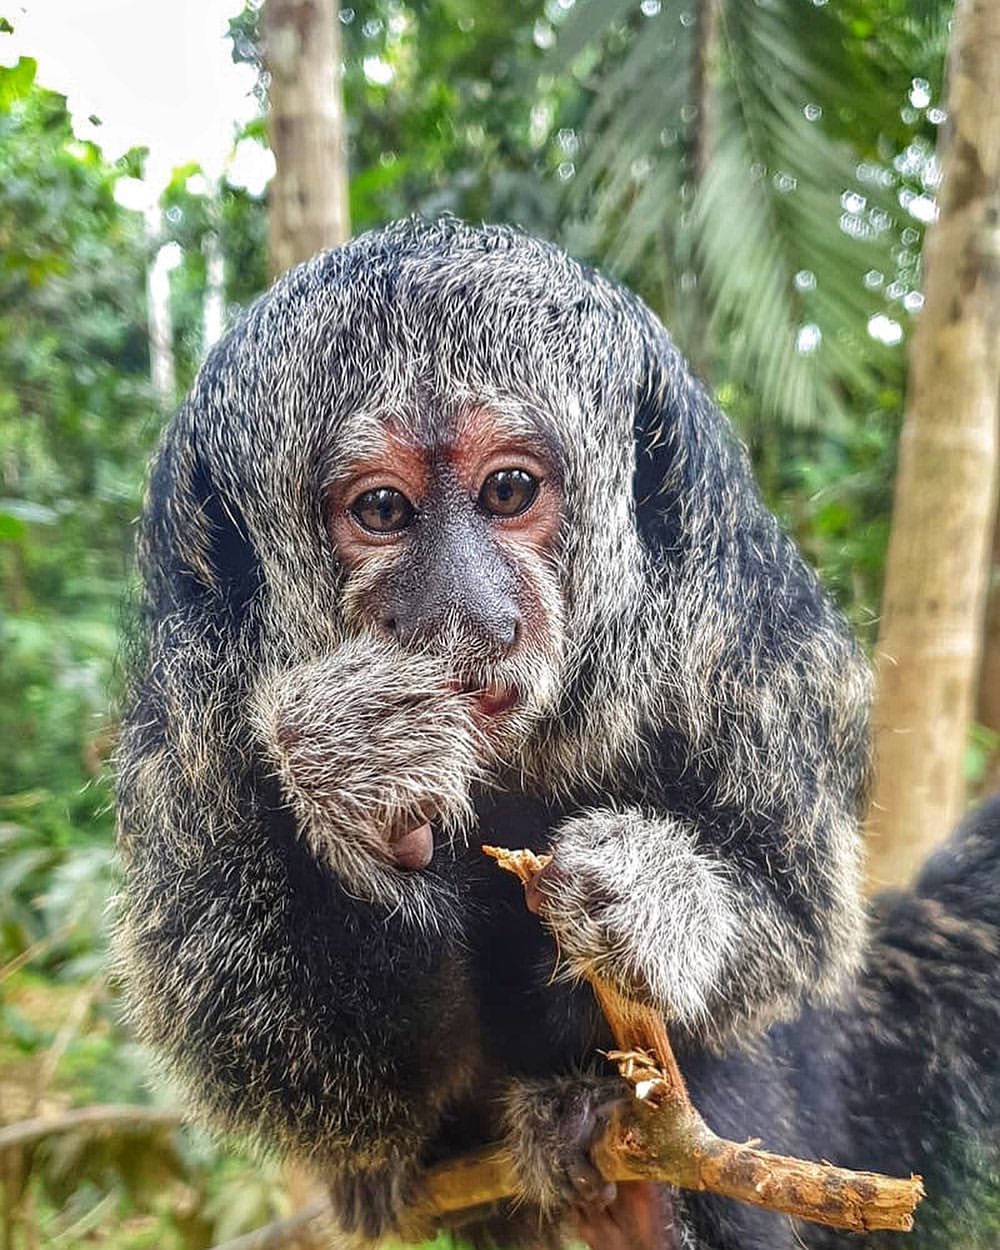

[468,608,519,653]
[497,613,520,651]
[379,607,520,654]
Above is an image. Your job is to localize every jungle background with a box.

[1,0,997,1245]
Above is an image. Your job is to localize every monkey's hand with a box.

[503,1075,620,1215]
[503,1075,670,1250]
[532,809,738,1030]
[251,635,482,879]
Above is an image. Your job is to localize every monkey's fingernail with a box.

[525,875,547,914]
[524,859,561,914]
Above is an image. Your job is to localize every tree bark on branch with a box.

[417,847,922,1237]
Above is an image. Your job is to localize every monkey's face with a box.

[194,223,654,799]
[326,405,568,763]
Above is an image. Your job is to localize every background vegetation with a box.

[0,1,993,1245]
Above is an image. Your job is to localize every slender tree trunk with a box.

[203,229,226,350]
[866,0,1000,890]
[263,0,350,279]
[145,208,178,412]
[683,0,722,382]
[691,0,721,188]
[977,504,1000,793]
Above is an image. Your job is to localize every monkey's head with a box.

[146,219,694,857]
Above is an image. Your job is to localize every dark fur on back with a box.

[665,794,1000,1250]
[113,220,996,1248]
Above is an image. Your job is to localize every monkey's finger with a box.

[554,1089,618,1208]
[390,822,435,870]
[567,1161,617,1209]
[525,859,561,915]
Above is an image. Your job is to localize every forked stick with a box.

[413,846,923,1235]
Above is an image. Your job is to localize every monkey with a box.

[115,218,998,1249]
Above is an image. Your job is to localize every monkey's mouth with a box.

[456,679,519,718]
[477,685,518,717]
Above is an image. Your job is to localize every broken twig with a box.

[413,845,924,1235]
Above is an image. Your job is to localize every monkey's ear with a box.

[144,428,261,620]
[629,342,751,562]
[630,360,697,558]
[190,456,261,615]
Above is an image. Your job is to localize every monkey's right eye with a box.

[349,488,415,534]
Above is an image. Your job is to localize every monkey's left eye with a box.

[349,488,415,534]
[478,469,539,518]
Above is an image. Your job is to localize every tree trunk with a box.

[682,0,722,383]
[263,0,350,279]
[146,208,178,411]
[866,0,1000,890]
[203,229,226,350]
[691,0,721,188]
[977,505,1000,794]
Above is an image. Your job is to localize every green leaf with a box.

[556,0,946,444]
[0,55,37,110]
[0,512,25,540]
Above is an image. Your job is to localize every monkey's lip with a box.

[478,686,518,717]
[457,681,518,717]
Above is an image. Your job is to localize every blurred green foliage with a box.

[0,55,150,937]
[0,50,296,1250]
[0,101,141,1168]
[0,0,969,1244]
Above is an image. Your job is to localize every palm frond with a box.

[551,0,950,437]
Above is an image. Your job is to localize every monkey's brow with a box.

[435,400,562,460]
[327,403,558,478]
[325,410,399,479]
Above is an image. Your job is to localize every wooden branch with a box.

[412,846,924,1235]
[0,1105,186,1153]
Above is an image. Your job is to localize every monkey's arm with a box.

[540,503,870,1043]
[116,631,479,1238]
